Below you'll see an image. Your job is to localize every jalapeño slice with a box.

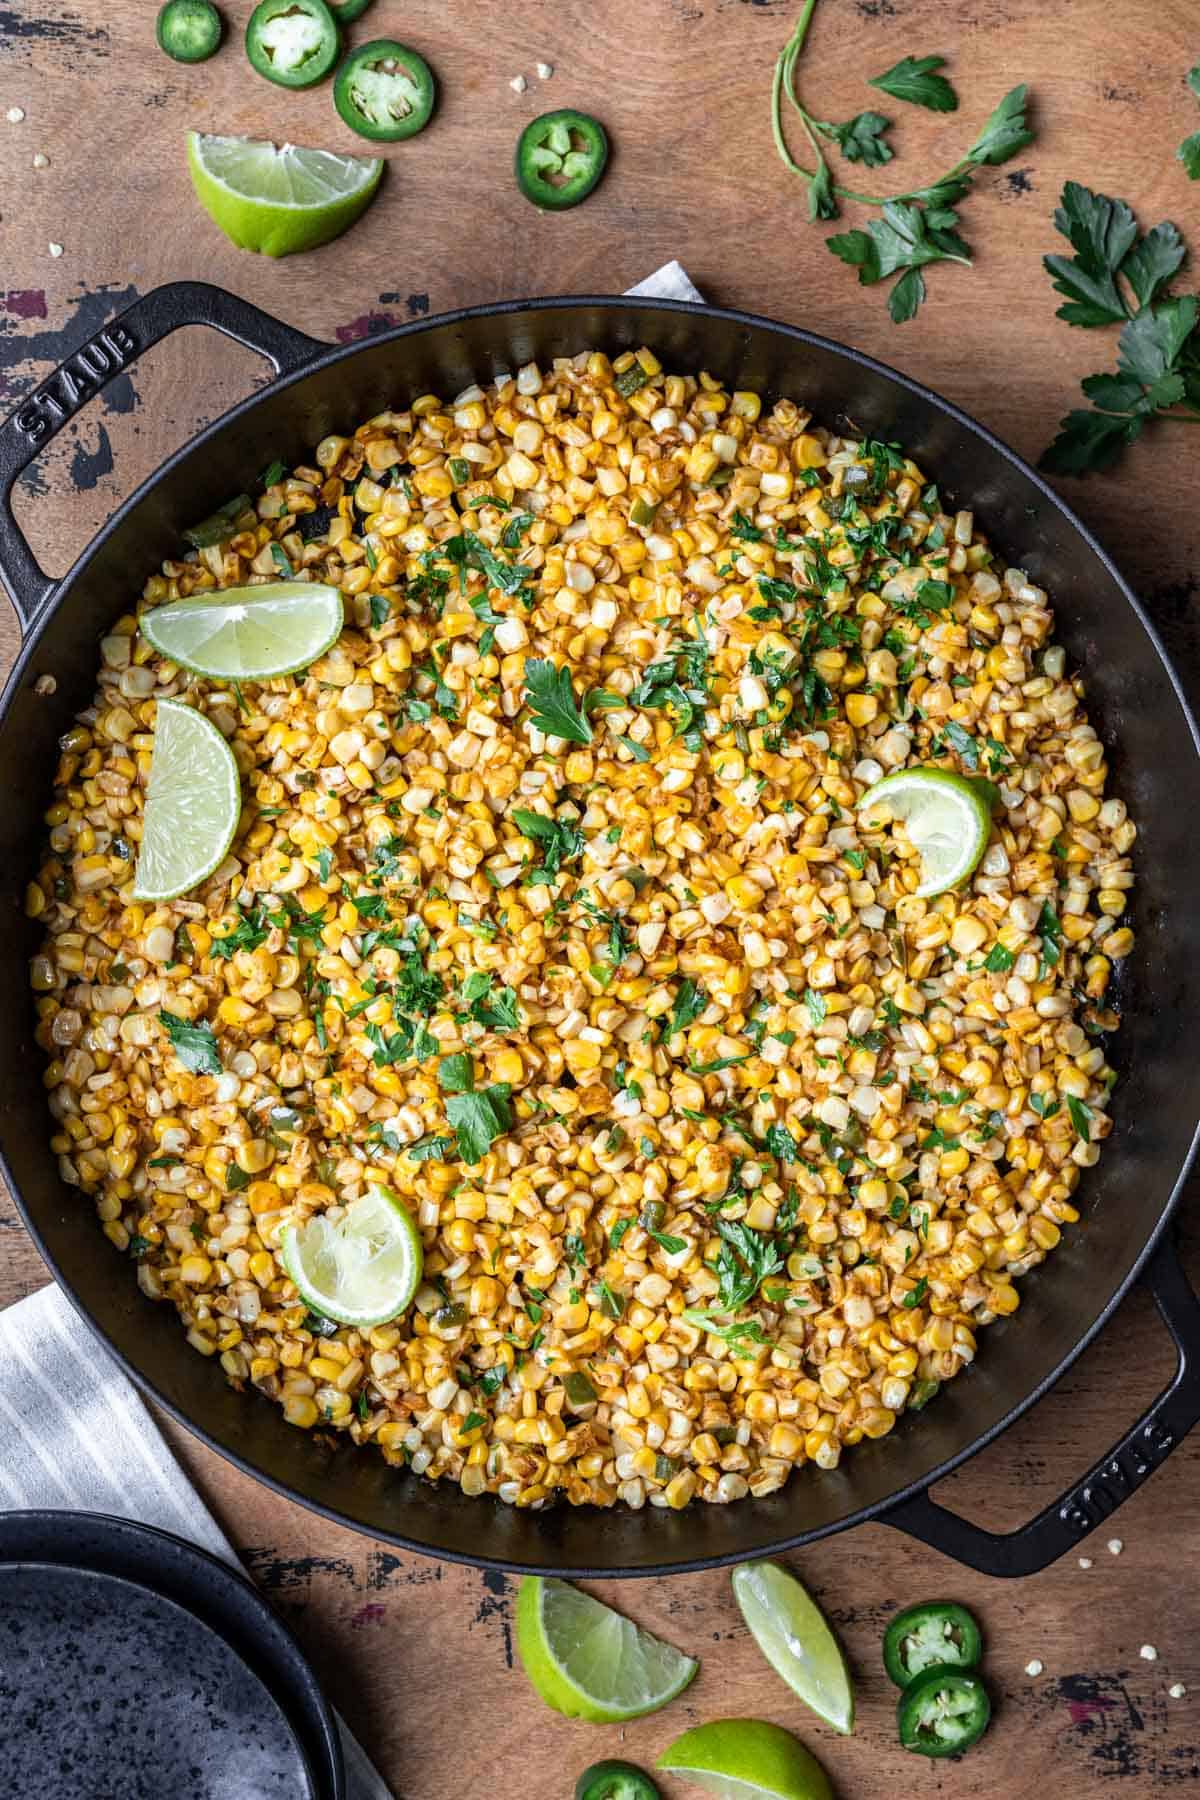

[575,1763,661,1800]
[883,1600,983,1688]
[516,109,610,210]
[897,1665,991,1759]
[156,0,223,63]
[333,40,437,140]
[245,0,340,89]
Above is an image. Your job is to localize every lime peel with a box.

[515,1576,698,1722]
[132,698,241,902]
[141,581,344,680]
[281,1186,422,1328]
[858,765,992,897]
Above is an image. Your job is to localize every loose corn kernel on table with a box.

[1,1,1199,1795]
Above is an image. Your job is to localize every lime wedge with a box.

[187,131,383,257]
[281,1186,422,1328]
[657,1720,832,1800]
[731,1562,854,1736]
[858,766,991,897]
[142,582,343,680]
[132,699,241,902]
[515,1576,698,1722]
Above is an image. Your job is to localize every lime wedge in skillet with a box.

[187,131,384,256]
[132,699,241,902]
[516,1576,699,1722]
[731,1562,854,1735]
[657,1720,832,1800]
[281,1186,423,1328]
[858,766,992,897]
[142,582,344,680]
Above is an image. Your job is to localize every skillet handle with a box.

[884,1233,1200,1577]
[0,280,325,633]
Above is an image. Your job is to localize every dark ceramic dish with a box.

[2,284,1199,1579]
[0,1511,344,1799]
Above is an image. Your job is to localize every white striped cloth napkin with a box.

[0,259,703,1798]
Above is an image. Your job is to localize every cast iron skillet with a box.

[1,282,1199,1580]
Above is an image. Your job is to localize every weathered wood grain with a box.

[2,1,1199,1792]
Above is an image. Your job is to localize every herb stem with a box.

[770,0,821,180]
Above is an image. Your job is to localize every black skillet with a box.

[1,284,1198,1579]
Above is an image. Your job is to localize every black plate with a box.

[0,1512,344,1799]
[0,1562,316,1798]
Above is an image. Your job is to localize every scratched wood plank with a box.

[2,0,1200,1793]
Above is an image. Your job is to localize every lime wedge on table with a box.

[281,1186,423,1328]
[515,1576,698,1722]
[132,699,241,902]
[142,582,343,680]
[658,1720,832,1800]
[731,1562,853,1736]
[858,766,992,898]
[187,132,383,256]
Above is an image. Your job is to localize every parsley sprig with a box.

[1039,181,1200,475]
[770,0,1033,321]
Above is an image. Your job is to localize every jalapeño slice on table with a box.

[245,0,340,89]
[897,1664,991,1758]
[516,109,610,209]
[156,0,223,62]
[883,1600,983,1688]
[575,1763,661,1800]
[333,40,437,141]
[329,0,372,18]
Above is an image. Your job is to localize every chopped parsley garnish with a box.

[713,1220,785,1311]
[1037,901,1063,976]
[682,1310,769,1346]
[1067,1095,1093,1141]
[157,1010,221,1075]
[512,807,586,881]
[666,977,708,1041]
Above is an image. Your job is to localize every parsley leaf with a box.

[466,978,520,1033]
[443,530,534,597]
[682,1309,769,1346]
[666,977,708,1041]
[714,1220,785,1311]
[1067,1095,1093,1141]
[983,942,1015,973]
[1040,182,1200,473]
[1181,66,1200,178]
[523,659,593,745]
[157,1010,221,1075]
[512,807,585,880]
[446,1084,513,1164]
[965,82,1035,165]
[438,1053,475,1093]
[765,1124,799,1163]
[869,54,958,114]
[814,110,895,167]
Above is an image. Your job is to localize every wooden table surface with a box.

[2,1,1199,1794]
